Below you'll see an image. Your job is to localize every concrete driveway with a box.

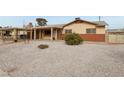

[0,40,124,77]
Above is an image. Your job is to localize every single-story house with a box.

[62,18,108,41]
[0,18,108,42]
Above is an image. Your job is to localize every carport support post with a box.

[51,27,53,40]
[1,30,4,42]
[34,29,36,40]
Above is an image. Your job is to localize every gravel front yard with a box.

[0,40,124,77]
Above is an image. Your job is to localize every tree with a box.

[36,18,47,26]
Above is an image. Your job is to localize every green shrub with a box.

[38,44,49,49]
[64,33,83,45]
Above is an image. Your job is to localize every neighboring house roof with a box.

[107,29,124,32]
[63,18,108,27]
[0,27,26,31]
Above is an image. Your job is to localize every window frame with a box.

[65,29,72,34]
[86,28,96,34]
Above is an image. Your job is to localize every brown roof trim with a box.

[63,19,98,27]
[32,27,62,30]
[96,25,105,27]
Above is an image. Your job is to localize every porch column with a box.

[39,30,41,40]
[51,27,53,40]
[13,29,18,41]
[30,29,32,40]
[34,29,36,40]
[42,30,44,39]
[55,29,57,40]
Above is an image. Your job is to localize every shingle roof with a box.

[93,21,109,26]
[33,24,65,29]
[63,19,108,27]
[63,19,98,27]
[44,24,65,28]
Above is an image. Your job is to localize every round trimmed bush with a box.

[38,44,49,49]
[64,33,83,45]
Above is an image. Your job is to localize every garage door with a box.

[108,34,124,43]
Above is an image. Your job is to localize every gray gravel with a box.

[0,40,124,77]
[0,69,9,76]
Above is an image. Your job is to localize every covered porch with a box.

[31,26,63,40]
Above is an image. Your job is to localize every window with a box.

[65,29,72,34]
[86,28,96,34]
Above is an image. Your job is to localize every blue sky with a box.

[0,16,124,29]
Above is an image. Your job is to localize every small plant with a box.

[38,44,49,49]
[64,33,83,45]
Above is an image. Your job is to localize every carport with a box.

[0,28,31,42]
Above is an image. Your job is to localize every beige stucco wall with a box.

[96,27,105,34]
[63,22,105,34]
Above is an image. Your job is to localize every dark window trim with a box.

[65,29,72,34]
[86,28,96,34]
